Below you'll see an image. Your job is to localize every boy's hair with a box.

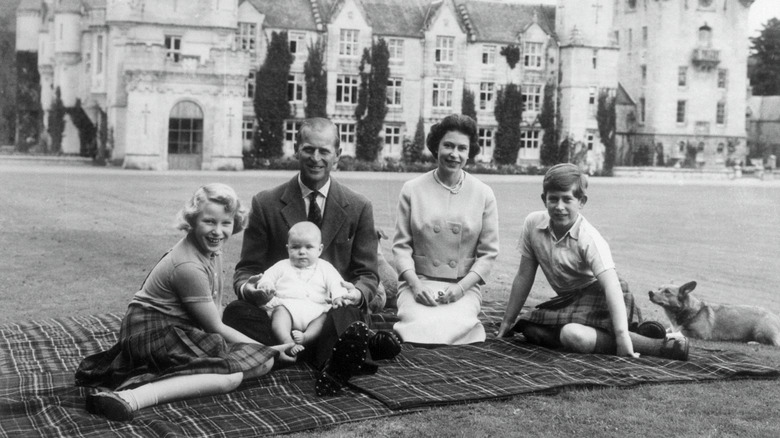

[176,183,248,235]
[288,221,322,244]
[542,163,589,199]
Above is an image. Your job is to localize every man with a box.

[223,118,400,396]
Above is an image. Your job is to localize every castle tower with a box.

[556,0,619,173]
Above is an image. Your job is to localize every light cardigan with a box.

[392,170,499,283]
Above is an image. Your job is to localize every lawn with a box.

[2,162,780,437]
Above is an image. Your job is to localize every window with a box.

[628,29,633,51]
[479,82,495,111]
[717,69,728,88]
[716,101,726,125]
[168,101,203,154]
[642,26,648,48]
[613,30,620,46]
[246,71,255,98]
[435,36,454,63]
[588,86,597,114]
[337,123,355,144]
[336,75,359,104]
[520,129,540,149]
[236,23,256,51]
[698,25,712,47]
[242,119,254,141]
[641,65,647,84]
[676,100,686,123]
[388,38,404,61]
[627,0,637,9]
[523,41,543,68]
[592,49,598,69]
[384,126,402,151]
[678,66,687,86]
[586,131,595,150]
[478,128,493,149]
[95,34,104,74]
[288,73,304,102]
[522,84,542,112]
[165,35,182,62]
[386,78,402,106]
[432,80,453,108]
[339,29,359,57]
[482,45,496,65]
[289,32,306,55]
[284,120,301,142]
[639,97,646,124]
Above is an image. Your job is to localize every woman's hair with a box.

[542,163,589,199]
[176,183,248,235]
[425,114,480,159]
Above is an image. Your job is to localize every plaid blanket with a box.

[1,303,778,437]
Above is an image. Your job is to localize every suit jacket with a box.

[234,175,379,310]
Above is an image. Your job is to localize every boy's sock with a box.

[520,323,562,349]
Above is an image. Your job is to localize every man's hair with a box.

[542,163,588,199]
[294,117,340,152]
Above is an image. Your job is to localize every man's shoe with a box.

[315,321,369,396]
[660,336,690,361]
[635,321,667,339]
[368,330,402,361]
[86,391,135,421]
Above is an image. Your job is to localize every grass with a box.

[2,162,780,437]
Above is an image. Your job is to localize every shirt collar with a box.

[537,213,583,240]
[298,174,331,199]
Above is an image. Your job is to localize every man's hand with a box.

[242,274,274,307]
[331,281,363,308]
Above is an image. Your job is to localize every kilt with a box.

[517,282,643,333]
[75,304,279,390]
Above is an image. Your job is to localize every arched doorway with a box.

[168,100,203,170]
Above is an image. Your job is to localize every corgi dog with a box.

[648,281,780,346]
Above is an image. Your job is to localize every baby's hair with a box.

[425,113,480,160]
[542,163,589,199]
[288,221,322,244]
[176,183,248,235]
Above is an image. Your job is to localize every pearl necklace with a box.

[433,170,464,194]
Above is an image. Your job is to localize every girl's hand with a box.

[495,321,515,338]
[412,284,438,307]
[616,332,639,358]
[435,283,466,304]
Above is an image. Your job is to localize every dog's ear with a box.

[679,281,697,297]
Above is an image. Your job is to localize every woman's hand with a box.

[411,284,438,306]
[435,283,465,304]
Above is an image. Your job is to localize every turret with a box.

[15,0,42,52]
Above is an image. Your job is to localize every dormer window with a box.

[339,29,359,57]
[698,24,712,47]
[435,36,454,63]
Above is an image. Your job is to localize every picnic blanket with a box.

[1,302,778,437]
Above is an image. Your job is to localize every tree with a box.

[15,51,41,151]
[0,21,15,145]
[48,87,65,154]
[493,84,522,165]
[500,44,520,70]
[65,98,97,157]
[750,18,780,95]
[253,31,292,160]
[539,80,558,166]
[354,38,389,162]
[461,86,477,124]
[557,136,571,164]
[403,117,426,163]
[597,88,617,175]
[304,38,327,118]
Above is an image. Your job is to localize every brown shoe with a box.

[660,336,689,361]
[86,391,135,421]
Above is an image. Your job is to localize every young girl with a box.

[257,221,351,356]
[76,183,293,421]
[496,164,688,360]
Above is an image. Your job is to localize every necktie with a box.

[307,191,322,227]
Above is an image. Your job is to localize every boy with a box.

[258,221,351,355]
[497,164,688,360]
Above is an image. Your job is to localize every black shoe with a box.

[315,321,369,396]
[634,321,667,339]
[660,336,690,361]
[368,330,402,361]
[86,391,135,421]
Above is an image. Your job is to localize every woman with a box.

[392,114,499,344]
[76,183,293,421]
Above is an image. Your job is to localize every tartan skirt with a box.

[518,282,644,333]
[75,304,279,390]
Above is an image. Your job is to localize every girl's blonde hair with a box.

[176,183,248,235]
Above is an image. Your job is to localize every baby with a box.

[258,221,348,355]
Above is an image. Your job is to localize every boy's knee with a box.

[559,324,596,353]
[214,372,244,393]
